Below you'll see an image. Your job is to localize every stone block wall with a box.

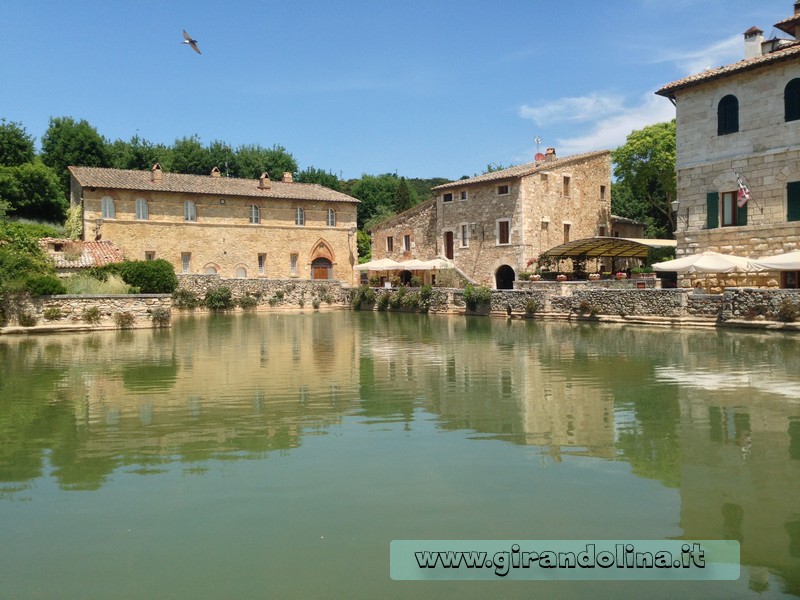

[177,274,350,308]
[4,294,172,329]
[722,287,800,320]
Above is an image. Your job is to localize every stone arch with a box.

[233,263,249,278]
[202,262,220,275]
[309,238,336,264]
[495,265,516,290]
[711,170,739,192]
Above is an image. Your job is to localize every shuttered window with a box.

[786,79,800,122]
[788,181,800,221]
[718,95,739,135]
[706,192,719,229]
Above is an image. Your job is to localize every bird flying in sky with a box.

[182,30,201,55]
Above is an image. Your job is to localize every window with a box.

[460,224,469,248]
[564,223,571,243]
[720,191,747,227]
[786,79,800,122]
[497,185,509,196]
[327,208,336,227]
[258,253,267,275]
[598,226,606,237]
[295,207,305,226]
[135,198,148,220]
[563,176,571,197]
[788,181,800,221]
[403,234,411,251]
[235,267,247,278]
[600,185,606,200]
[497,219,510,245]
[184,200,196,222]
[386,236,394,252]
[205,265,217,274]
[250,204,260,224]
[145,251,155,261]
[101,196,115,219]
[718,95,739,135]
[460,191,467,201]
[290,253,298,276]
[443,192,453,202]
[181,252,191,274]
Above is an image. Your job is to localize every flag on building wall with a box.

[735,170,751,208]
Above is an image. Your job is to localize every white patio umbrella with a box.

[397,259,429,270]
[353,258,402,272]
[652,251,756,273]
[418,257,455,270]
[750,250,800,270]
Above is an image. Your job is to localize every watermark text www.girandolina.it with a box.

[414,543,705,577]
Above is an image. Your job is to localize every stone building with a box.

[656,2,800,289]
[371,149,612,288]
[69,165,359,285]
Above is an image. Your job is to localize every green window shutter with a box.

[788,181,800,222]
[737,202,747,226]
[707,192,719,229]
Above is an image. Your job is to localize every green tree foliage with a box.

[107,134,169,171]
[93,259,178,294]
[611,120,676,237]
[0,119,36,167]
[407,177,448,201]
[166,135,208,175]
[207,140,237,176]
[0,161,67,222]
[357,229,372,263]
[0,221,59,294]
[40,117,110,197]
[349,173,400,228]
[393,177,417,213]
[296,166,341,191]
[234,143,298,180]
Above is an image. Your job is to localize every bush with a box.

[463,284,492,311]
[275,289,285,300]
[268,296,278,307]
[43,306,63,321]
[377,293,390,311]
[204,286,233,310]
[118,259,178,293]
[151,307,171,327]
[312,297,321,310]
[172,288,199,309]
[114,311,135,329]
[25,274,66,296]
[238,295,258,310]
[17,311,37,327]
[578,300,591,314]
[64,273,130,295]
[82,306,102,324]
[525,298,540,317]
[389,287,406,310]
[777,298,800,323]
[419,284,434,313]
[409,275,423,287]
[352,285,376,310]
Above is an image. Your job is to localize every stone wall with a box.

[177,274,350,308]
[722,287,800,320]
[2,294,172,330]
[370,198,438,263]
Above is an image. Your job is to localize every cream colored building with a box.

[69,165,360,284]
[656,3,800,289]
[371,149,612,288]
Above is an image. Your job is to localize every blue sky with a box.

[0,0,792,180]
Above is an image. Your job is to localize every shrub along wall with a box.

[177,275,349,309]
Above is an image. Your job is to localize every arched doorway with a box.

[311,257,333,280]
[495,265,515,290]
[399,270,413,285]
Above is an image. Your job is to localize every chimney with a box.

[544,147,556,162]
[744,27,764,59]
[282,172,293,183]
[258,172,271,189]
[796,1,800,14]
[150,163,162,182]
[210,167,221,178]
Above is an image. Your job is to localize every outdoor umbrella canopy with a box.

[750,250,800,270]
[652,251,756,274]
[353,258,402,271]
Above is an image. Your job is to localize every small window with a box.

[497,219,510,245]
[563,176,571,197]
[788,181,800,221]
[205,265,218,275]
[443,192,453,202]
[718,95,739,135]
[295,207,305,226]
[403,234,411,252]
[497,185,509,196]
[327,208,336,227]
[564,223,571,243]
[459,191,467,201]
[460,224,469,248]
[386,236,394,252]
[145,251,155,261]
[786,78,800,122]
[181,252,191,274]
[135,198,148,220]
[184,200,196,222]
[101,196,115,219]
[290,253,298,276]
[258,253,267,275]
[721,191,747,226]
[600,185,606,200]
[250,204,260,224]
[235,267,247,278]
[598,226,606,237]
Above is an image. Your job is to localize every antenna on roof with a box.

[534,136,545,162]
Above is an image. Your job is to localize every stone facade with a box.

[177,274,350,308]
[70,166,359,285]
[370,150,612,288]
[657,5,800,290]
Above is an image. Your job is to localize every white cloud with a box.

[654,34,742,75]
[519,92,626,126]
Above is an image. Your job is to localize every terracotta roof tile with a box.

[39,238,125,268]
[69,166,359,204]
[431,150,610,191]
[656,42,800,99]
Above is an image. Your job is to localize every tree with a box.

[356,229,372,263]
[166,135,209,175]
[234,144,297,180]
[107,134,168,171]
[0,161,67,223]
[393,177,416,213]
[348,173,400,228]
[611,120,676,237]
[40,117,109,197]
[296,166,341,191]
[0,119,35,167]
